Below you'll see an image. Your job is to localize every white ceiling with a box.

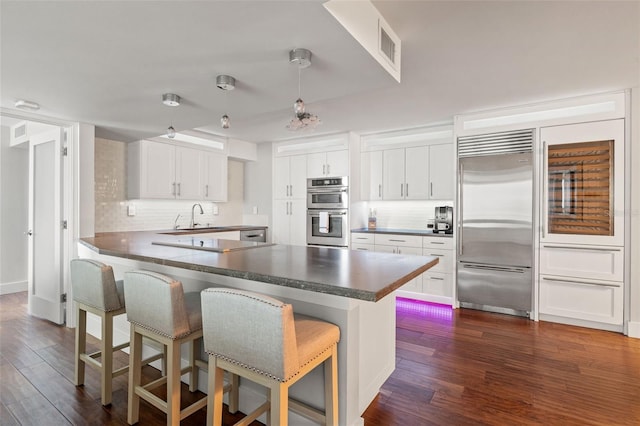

[1,1,638,144]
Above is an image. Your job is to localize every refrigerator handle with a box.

[461,263,526,274]
[542,140,547,239]
[458,162,463,256]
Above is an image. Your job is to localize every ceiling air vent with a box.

[379,25,395,65]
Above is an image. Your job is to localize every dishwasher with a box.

[239,229,267,243]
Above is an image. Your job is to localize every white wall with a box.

[0,125,29,294]
[94,138,246,232]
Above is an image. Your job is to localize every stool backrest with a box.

[70,259,123,312]
[123,270,192,339]
[201,288,298,382]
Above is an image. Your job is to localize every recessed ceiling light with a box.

[15,99,40,111]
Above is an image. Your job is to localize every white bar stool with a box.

[201,288,340,426]
[123,270,237,425]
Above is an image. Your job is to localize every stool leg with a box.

[127,324,142,425]
[324,345,339,426]
[207,357,224,426]
[74,305,87,387]
[167,339,181,426]
[270,382,288,426]
[228,373,239,414]
[101,311,114,406]
[189,338,199,392]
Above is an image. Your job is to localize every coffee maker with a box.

[434,206,453,234]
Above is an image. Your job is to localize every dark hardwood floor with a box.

[1,292,639,425]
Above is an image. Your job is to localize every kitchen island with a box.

[78,230,438,426]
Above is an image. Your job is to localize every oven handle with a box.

[308,210,347,217]
[307,188,348,194]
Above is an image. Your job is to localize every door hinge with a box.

[62,220,68,230]
[62,146,68,156]
[60,293,67,303]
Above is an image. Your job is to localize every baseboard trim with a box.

[627,321,640,338]
[0,280,27,295]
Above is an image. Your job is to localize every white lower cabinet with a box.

[539,243,624,328]
[350,232,454,303]
[539,276,623,325]
[273,199,307,246]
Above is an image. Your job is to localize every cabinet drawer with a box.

[351,233,374,244]
[421,248,452,274]
[423,236,453,250]
[375,233,422,248]
[540,275,623,325]
[351,243,375,251]
[540,244,623,282]
[422,272,452,297]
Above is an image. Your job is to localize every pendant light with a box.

[287,48,320,131]
[162,93,181,138]
[216,75,235,129]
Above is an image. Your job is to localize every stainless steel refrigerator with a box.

[457,129,534,317]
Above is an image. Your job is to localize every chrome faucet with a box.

[190,203,204,228]
[174,213,181,229]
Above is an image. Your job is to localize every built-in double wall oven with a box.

[306,176,349,247]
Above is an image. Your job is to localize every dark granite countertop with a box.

[79,231,438,302]
[351,228,453,237]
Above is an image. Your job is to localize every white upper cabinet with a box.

[383,146,429,200]
[128,139,227,200]
[202,150,228,202]
[307,150,349,178]
[274,154,307,199]
[428,143,454,200]
[360,125,454,201]
[360,151,383,201]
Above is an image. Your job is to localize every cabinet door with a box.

[326,150,349,177]
[203,151,228,202]
[306,152,326,178]
[141,141,175,198]
[541,119,624,246]
[274,157,291,199]
[429,143,454,200]
[383,148,405,200]
[404,146,429,200]
[361,151,383,201]
[289,154,307,199]
[422,272,452,297]
[289,199,308,246]
[175,146,204,200]
[272,200,290,244]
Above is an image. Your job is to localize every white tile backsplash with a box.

[95,138,245,233]
[367,200,453,230]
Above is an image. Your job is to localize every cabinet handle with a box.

[398,248,402,254]
[429,241,445,245]
[323,164,326,175]
[389,239,406,242]
[542,245,621,252]
[290,185,293,197]
[355,237,368,240]
[430,182,433,197]
[542,277,620,287]
[172,182,176,196]
[400,183,403,197]
[429,254,444,257]
[177,183,181,196]
[378,184,381,198]
[327,164,330,175]
[429,276,444,281]
[205,184,209,197]
[406,183,408,197]
[357,248,369,251]
[287,201,290,215]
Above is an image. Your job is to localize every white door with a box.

[306,152,327,177]
[383,148,405,200]
[404,146,429,200]
[429,143,454,200]
[28,128,65,324]
[175,146,203,199]
[326,150,349,177]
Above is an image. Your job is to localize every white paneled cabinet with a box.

[202,151,228,202]
[383,146,429,200]
[128,139,227,201]
[307,150,349,178]
[274,155,307,199]
[428,143,454,200]
[351,232,454,303]
[273,199,306,246]
[360,151,383,201]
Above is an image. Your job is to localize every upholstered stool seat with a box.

[201,288,340,426]
[124,271,237,425]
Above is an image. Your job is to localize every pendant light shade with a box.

[162,93,180,137]
[216,75,235,129]
[167,125,176,138]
